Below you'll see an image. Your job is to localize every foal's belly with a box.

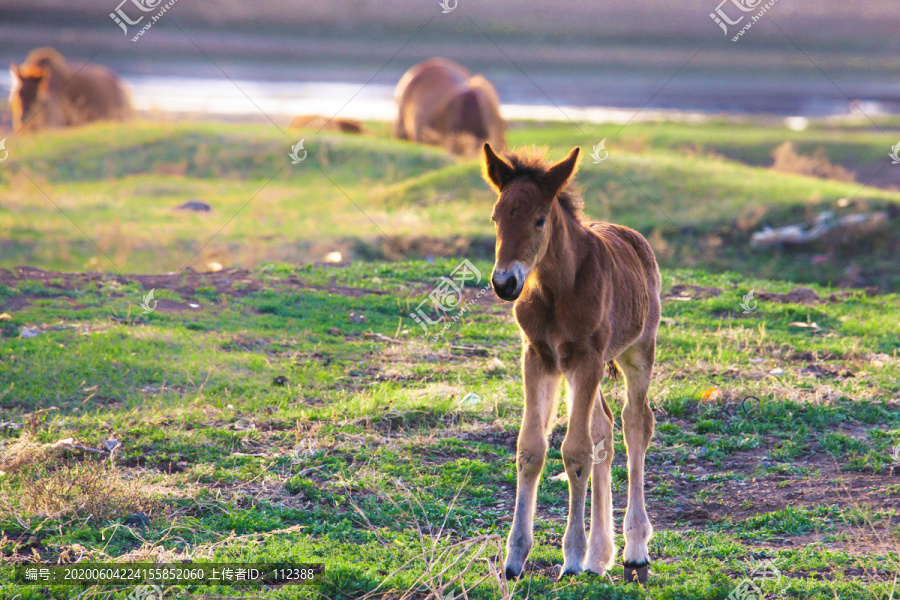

[523,322,643,374]
[524,333,602,374]
[516,292,647,373]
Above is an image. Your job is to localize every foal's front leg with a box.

[504,346,560,579]
[559,361,603,578]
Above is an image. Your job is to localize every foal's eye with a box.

[535,216,546,228]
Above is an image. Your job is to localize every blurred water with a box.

[127,76,722,123]
[0,73,716,124]
[1,72,895,124]
[127,77,398,120]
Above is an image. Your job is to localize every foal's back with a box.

[588,221,660,293]
[587,221,661,350]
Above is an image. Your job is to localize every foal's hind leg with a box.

[618,339,656,583]
[504,346,560,579]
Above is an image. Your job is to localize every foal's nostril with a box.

[505,276,518,295]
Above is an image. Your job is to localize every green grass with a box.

[0,260,897,599]
[1,118,899,288]
[0,118,899,599]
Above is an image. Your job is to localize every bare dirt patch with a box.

[0,265,395,313]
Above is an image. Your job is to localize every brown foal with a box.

[482,143,660,583]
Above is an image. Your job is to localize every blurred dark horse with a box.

[394,58,505,155]
[9,47,132,133]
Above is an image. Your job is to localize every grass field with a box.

[1,118,899,288]
[0,118,899,599]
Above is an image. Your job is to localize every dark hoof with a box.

[504,565,522,580]
[623,562,649,584]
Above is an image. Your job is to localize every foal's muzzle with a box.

[491,264,526,301]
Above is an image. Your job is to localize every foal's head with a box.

[481,143,581,301]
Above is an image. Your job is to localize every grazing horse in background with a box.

[9,47,132,133]
[482,143,660,584]
[394,57,505,155]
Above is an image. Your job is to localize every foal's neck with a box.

[532,201,586,300]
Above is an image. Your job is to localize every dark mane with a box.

[503,147,584,220]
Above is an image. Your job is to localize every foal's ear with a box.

[482,142,515,193]
[543,147,580,199]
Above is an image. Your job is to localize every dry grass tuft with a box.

[353,478,523,600]
[13,460,160,521]
[0,435,162,522]
[0,433,67,474]
[835,466,900,599]
[770,142,855,182]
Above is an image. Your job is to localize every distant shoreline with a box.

[3,74,898,127]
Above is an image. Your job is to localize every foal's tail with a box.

[606,360,621,380]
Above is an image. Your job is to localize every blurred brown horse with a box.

[9,47,132,133]
[394,58,505,155]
